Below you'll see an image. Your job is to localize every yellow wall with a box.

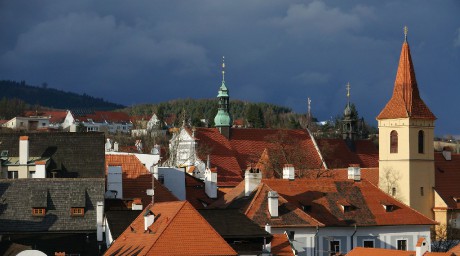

[378,118,435,218]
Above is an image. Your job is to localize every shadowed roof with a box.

[316,139,378,168]
[435,152,460,209]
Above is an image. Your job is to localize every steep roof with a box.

[0,132,105,178]
[270,234,295,256]
[0,178,104,233]
[105,154,178,205]
[194,128,324,186]
[434,152,460,209]
[316,139,378,168]
[104,201,237,256]
[377,39,435,120]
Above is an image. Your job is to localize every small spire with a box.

[346,82,351,104]
[404,26,408,42]
[222,56,225,83]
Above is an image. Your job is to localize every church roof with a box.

[377,38,436,120]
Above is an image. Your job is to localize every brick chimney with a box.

[19,136,29,165]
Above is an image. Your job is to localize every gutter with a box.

[350,224,357,251]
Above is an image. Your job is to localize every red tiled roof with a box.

[260,178,436,227]
[25,110,67,123]
[377,40,436,120]
[449,243,460,254]
[194,128,243,187]
[316,139,378,168]
[105,154,178,205]
[270,234,295,256]
[104,201,237,256]
[194,128,324,186]
[435,152,460,209]
[75,111,131,123]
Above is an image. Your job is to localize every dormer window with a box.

[381,202,396,212]
[71,207,85,216]
[338,200,354,212]
[301,205,312,212]
[32,207,46,216]
[343,205,353,212]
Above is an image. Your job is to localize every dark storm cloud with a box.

[0,1,459,135]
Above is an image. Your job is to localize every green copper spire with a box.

[214,56,232,128]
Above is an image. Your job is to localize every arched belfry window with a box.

[390,130,398,153]
[418,130,424,154]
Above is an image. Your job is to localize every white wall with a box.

[270,225,432,256]
[158,167,185,200]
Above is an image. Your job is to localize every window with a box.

[420,187,424,196]
[363,240,374,248]
[288,231,295,241]
[418,130,424,154]
[384,204,395,212]
[8,171,18,179]
[302,205,312,212]
[392,187,396,197]
[32,208,46,216]
[390,130,398,153]
[71,207,85,216]
[397,239,407,251]
[330,240,340,256]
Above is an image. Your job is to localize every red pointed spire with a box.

[377,30,435,120]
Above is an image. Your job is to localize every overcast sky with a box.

[1,1,459,135]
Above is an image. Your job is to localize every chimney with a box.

[347,164,361,181]
[268,191,279,218]
[144,209,155,231]
[34,160,47,178]
[204,167,218,199]
[245,167,262,196]
[96,201,104,242]
[265,223,271,233]
[132,198,143,210]
[19,136,29,165]
[415,237,429,256]
[283,164,295,180]
[442,147,452,161]
[113,142,119,152]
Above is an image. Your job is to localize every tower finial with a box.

[346,82,351,104]
[222,56,225,83]
[404,26,408,42]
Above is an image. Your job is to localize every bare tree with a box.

[431,223,460,252]
[379,167,404,202]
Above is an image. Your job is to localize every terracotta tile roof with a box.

[104,201,237,256]
[74,110,132,123]
[185,173,223,209]
[435,152,460,209]
[377,41,436,120]
[449,243,460,254]
[316,139,378,168]
[105,154,178,205]
[194,128,324,186]
[302,168,380,186]
[259,178,435,227]
[270,234,295,256]
[194,128,243,187]
[25,110,67,123]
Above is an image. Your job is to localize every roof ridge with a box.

[244,183,266,216]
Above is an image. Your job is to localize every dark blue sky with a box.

[1,1,459,136]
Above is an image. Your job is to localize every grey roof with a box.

[0,178,104,233]
[105,210,141,240]
[0,132,105,178]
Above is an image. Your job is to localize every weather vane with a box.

[404,26,408,42]
[222,56,225,82]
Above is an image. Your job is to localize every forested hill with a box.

[0,80,125,110]
[122,98,305,129]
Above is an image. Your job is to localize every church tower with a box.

[342,82,357,142]
[377,27,436,218]
[214,56,232,139]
